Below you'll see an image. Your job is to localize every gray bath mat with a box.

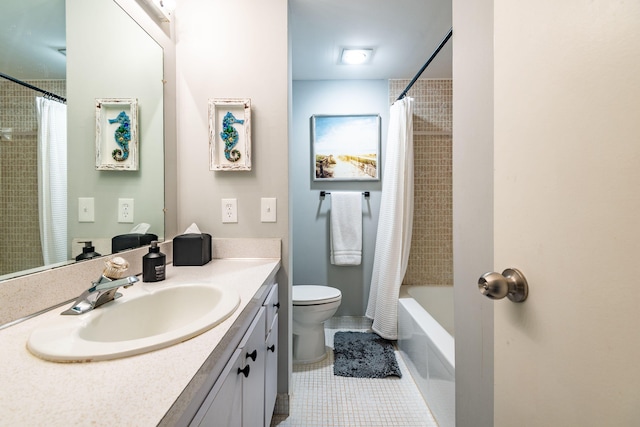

[333,331,402,378]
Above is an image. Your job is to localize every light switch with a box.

[261,198,277,223]
[78,197,95,222]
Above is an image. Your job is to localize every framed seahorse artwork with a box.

[95,98,139,171]
[209,98,252,171]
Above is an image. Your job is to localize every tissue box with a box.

[173,233,212,266]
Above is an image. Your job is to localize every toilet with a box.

[292,285,342,364]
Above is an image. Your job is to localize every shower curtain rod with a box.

[396,27,453,102]
[0,72,67,104]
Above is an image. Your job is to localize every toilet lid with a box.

[292,285,342,306]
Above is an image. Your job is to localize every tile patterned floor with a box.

[271,317,438,427]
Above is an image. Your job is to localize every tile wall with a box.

[0,80,66,276]
[389,79,453,287]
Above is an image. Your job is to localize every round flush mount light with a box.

[340,48,374,65]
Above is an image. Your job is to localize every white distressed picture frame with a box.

[209,98,252,171]
[95,98,138,171]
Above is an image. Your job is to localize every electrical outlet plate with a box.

[221,198,237,223]
[118,198,134,223]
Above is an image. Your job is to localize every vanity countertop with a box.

[0,257,280,426]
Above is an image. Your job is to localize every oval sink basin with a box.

[27,283,240,362]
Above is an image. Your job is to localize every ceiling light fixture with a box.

[340,48,373,65]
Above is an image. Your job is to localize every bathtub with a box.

[398,285,455,427]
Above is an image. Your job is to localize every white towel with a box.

[330,192,362,266]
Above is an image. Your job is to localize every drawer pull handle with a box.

[267,344,276,352]
[273,302,280,309]
[238,365,250,378]
[246,349,257,362]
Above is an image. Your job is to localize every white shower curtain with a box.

[365,96,414,340]
[36,97,67,265]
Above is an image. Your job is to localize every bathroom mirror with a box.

[0,0,175,281]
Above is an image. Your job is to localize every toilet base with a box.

[293,323,327,364]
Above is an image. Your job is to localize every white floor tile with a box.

[271,317,438,427]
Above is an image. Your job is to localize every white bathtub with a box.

[398,285,455,427]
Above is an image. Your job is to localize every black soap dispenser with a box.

[75,241,101,261]
[143,241,166,282]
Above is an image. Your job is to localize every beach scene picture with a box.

[312,114,380,181]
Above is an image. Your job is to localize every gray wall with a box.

[291,80,388,316]
[175,0,290,398]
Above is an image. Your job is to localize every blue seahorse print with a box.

[220,111,245,162]
[108,111,131,162]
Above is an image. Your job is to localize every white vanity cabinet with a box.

[263,284,279,426]
[191,283,279,427]
[240,307,267,427]
[191,348,244,427]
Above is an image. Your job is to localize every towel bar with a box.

[319,191,370,200]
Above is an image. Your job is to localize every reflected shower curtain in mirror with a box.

[36,97,67,265]
[365,96,414,340]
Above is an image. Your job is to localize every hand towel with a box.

[330,192,362,266]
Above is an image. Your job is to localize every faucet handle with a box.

[93,275,139,292]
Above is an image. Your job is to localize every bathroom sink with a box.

[27,283,240,362]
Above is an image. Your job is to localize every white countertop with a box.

[0,258,280,426]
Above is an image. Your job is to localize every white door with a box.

[492,1,640,425]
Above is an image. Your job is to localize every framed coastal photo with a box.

[311,114,381,181]
[209,98,252,171]
[95,98,138,171]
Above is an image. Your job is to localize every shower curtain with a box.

[36,97,67,265]
[366,96,414,340]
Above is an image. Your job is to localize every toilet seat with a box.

[293,285,341,306]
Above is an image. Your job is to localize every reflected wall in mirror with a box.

[0,0,165,280]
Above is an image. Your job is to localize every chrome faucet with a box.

[61,275,139,315]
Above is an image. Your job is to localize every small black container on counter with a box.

[75,241,101,262]
[143,241,166,282]
[173,233,212,266]
[112,233,158,253]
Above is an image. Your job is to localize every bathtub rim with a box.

[398,293,455,371]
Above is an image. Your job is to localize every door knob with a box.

[478,268,528,302]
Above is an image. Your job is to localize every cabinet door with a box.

[240,307,266,427]
[192,349,243,427]
[264,283,279,337]
[264,313,278,426]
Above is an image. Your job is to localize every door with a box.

[492,1,640,425]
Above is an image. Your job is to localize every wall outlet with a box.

[118,198,134,223]
[78,197,95,222]
[222,198,238,223]
[261,198,277,222]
